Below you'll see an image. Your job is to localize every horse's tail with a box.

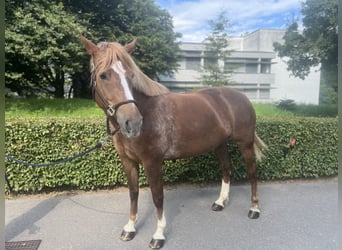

[254,133,268,161]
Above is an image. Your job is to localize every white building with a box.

[159,29,320,104]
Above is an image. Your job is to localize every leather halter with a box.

[91,77,137,136]
[91,76,137,118]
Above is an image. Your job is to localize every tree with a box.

[115,0,181,80]
[6,0,181,98]
[200,11,233,87]
[273,0,337,104]
[5,0,88,98]
[63,0,181,97]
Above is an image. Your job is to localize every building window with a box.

[260,59,271,74]
[259,89,270,99]
[260,64,270,73]
[185,57,201,70]
[245,63,258,73]
[224,62,244,73]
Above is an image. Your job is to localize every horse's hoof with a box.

[248,208,260,219]
[120,230,136,241]
[211,202,224,211]
[149,238,165,249]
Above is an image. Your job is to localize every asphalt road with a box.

[5,179,338,250]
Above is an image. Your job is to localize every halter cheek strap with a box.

[93,84,137,118]
[91,70,138,136]
[93,84,137,136]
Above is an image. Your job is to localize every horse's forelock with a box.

[92,42,131,75]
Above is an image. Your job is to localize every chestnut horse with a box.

[81,36,267,249]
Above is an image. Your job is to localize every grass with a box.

[253,103,294,118]
[5,98,295,119]
[5,98,103,118]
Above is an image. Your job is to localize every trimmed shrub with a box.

[5,117,337,193]
[294,104,337,117]
[277,99,296,111]
[276,99,337,117]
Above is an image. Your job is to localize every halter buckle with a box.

[106,106,116,117]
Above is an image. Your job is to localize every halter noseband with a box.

[91,77,137,136]
[93,84,137,117]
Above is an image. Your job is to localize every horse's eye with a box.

[99,73,107,80]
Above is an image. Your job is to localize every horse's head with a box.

[81,36,143,138]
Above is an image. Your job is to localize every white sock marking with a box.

[123,217,137,232]
[250,207,261,213]
[111,61,135,101]
[153,213,166,240]
[215,179,230,207]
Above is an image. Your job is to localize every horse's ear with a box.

[125,38,137,53]
[80,35,99,55]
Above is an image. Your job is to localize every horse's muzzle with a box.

[117,111,143,138]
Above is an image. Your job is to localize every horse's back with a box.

[197,87,253,109]
[191,87,257,145]
[195,87,256,124]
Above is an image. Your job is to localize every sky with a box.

[155,0,302,42]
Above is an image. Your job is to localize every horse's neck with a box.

[132,71,170,97]
[133,89,152,104]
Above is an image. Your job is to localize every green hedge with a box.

[5,117,338,193]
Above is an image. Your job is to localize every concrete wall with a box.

[271,57,320,104]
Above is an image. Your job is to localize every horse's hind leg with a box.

[239,143,260,219]
[212,143,232,211]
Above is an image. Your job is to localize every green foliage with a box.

[5,118,121,192]
[5,0,181,98]
[64,0,181,80]
[276,99,337,118]
[319,83,338,105]
[5,98,102,118]
[256,118,337,179]
[113,0,181,79]
[293,104,337,118]
[273,0,338,104]
[253,103,294,118]
[5,98,293,119]
[5,0,88,98]
[200,11,233,86]
[277,99,297,111]
[5,117,337,193]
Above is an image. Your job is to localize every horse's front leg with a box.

[143,161,166,249]
[120,159,139,241]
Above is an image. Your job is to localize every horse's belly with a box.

[165,126,229,159]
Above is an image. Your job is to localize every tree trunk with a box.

[53,67,65,98]
[72,71,92,99]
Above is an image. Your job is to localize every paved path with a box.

[5,179,337,250]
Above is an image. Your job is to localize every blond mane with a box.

[91,42,170,96]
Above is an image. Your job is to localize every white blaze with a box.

[111,61,135,102]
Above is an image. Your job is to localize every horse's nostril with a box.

[125,120,132,133]
[119,116,142,137]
